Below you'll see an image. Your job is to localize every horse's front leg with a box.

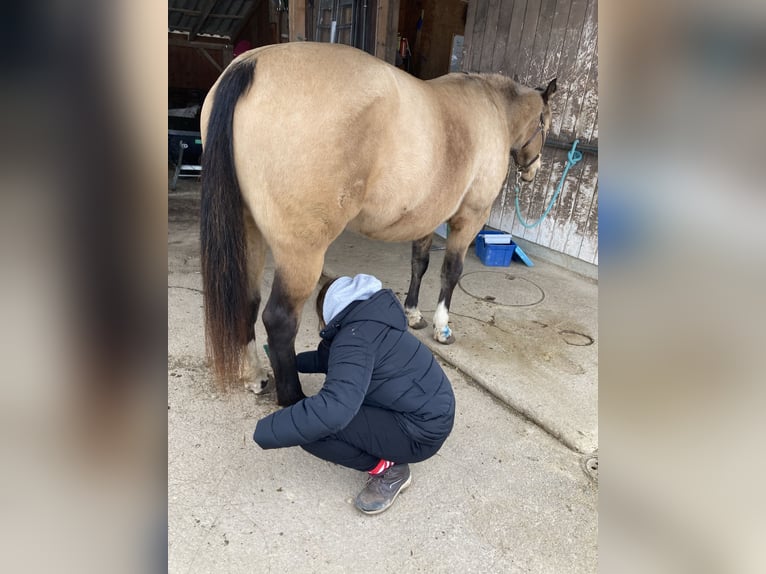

[261,273,307,407]
[432,214,486,344]
[404,235,433,329]
[432,247,463,344]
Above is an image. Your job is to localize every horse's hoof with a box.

[277,388,306,407]
[277,390,307,407]
[409,317,428,330]
[246,376,273,395]
[438,334,456,345]
[434,326,455,345]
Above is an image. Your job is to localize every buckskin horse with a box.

[200,42,556,406]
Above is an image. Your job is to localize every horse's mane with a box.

[450,72,535,103]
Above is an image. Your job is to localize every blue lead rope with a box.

[514,139,583,229]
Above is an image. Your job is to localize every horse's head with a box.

[512,78,557,182]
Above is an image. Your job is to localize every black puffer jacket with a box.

[253,289,455,449]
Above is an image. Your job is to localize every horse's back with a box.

[205,43,405,139]
[201,43,405,164]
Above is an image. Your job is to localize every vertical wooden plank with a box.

[554,0,597,258]
[559,0,597,137]
[378,0,396,64]
[587,108,598,144]
[543,15,596,251]
[574,30,598,144]
[562,161,596,259]
[491,0,516,74]
[549,151,590,253]
[541,0,570,79]
[536,159,582,253]
[557,55,598,255]
[580,47,598,144]
[576,183,598,262]
[375,0,390,61]
[386,0,401,64]
[372,0,400,64]
[543,152,583,253]
[535,144,582,249]
[478,0,502,72]
[469,0,490,71]
[521,0,556,86]
[569,65,599,266]
[462,0,479,71]
[561,154,597,257]
[514,0,542,83]
[549,0,587,138]
[540,0,571,141]
[500,0,528,79]
[288,0,307,41]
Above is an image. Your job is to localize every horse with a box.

[199,42,556,406]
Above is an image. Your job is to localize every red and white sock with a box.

[368,459,395,475]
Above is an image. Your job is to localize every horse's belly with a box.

[347,208,448,242]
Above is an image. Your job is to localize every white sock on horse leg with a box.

[432,301,453,343]
[405,306,424,327]
[244,340,269,393]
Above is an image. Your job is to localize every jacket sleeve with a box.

[295,340,331,373]
[254,331,374,449]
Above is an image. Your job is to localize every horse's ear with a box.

[541,78,557,104]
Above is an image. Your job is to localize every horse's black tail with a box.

[200,59,256,388]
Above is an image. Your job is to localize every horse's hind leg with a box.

[432,212,487,344]
[243,212,269,393]
[261,250,325,407]
[404,235,433,329]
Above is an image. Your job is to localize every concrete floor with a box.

[168,180,598,573]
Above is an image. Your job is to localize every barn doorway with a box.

[307,0,378,55]
[395,0,468,78]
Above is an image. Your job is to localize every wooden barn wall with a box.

[168,0,275,92]
[168,34,230,90]
[463,0,598,265]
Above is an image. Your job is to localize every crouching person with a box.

[254,274,455,514]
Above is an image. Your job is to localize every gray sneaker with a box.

[354,464,411,515]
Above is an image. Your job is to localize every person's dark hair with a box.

[315,277,339,330]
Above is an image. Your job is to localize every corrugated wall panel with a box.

[463,0,598,265]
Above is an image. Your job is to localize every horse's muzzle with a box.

[520,154,543,182]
